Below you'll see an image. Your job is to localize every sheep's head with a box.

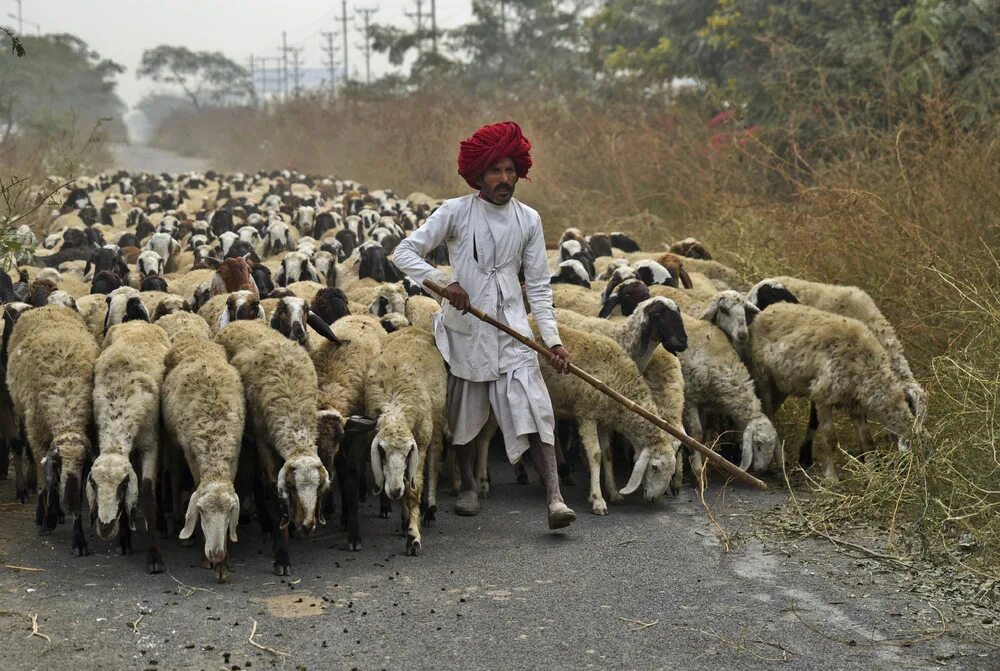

[551,260,591,289]
[179,481,239,565]
[619,442,678,503]
[367,284,407,318]
[270,295,347,346]
[103,292,149,334]
[370,416,419,501]
[380,313,410,332]
[597,258,630,281]
[358,241,389,281]
[655,253,693,289]
[669,237,712,260]
[141,275,169,292]
[634,297,687,355]
[701,290,758,346]
[152,295,191,320]
[276,453,330,535]
[599,278,650,318]
[601,265,636,303]
[746,279,799,313]
[47,290,78,311]
[742,416,779,474]
[588,233,613,258]
[137,250,164,276]
[26,279,57,307]
[633,260,675,288]
[87,452,138,540]
[220,290,264,330]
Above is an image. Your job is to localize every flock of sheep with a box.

[0,168,926,581]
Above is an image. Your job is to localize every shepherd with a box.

[392,121,577,530]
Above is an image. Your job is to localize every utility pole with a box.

[13,0,21,34]
[355,7,377,86]
[334,0,353,86]
[430,0,437,54]
[280,31,289,100]
[405,0,424,56]
[289,47,303,97]
[320,30,340,97]
[247,55,257,105]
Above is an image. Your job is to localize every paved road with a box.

[0,457,992,671]
[109,143,211,174]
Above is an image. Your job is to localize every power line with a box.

[355,7,378,86]
[405,0,425,57]
[288,46,304,97]
[279,31,290,100]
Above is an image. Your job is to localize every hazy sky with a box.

[9,0,474,108]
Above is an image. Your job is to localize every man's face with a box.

[478,157,518,205]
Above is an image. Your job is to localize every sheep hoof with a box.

[345,536,363,552]
[607,493,625,505]
[422,505,436,527]
[214,562,231,583]
[477,480,490,498]
[147,549,164,574]
[177,536,196,548]
[274,549,292,576]
[200,557,212,570]
[72,536,89,557]
[379,506,391,519]
[590,501,609,516]
[406,535,421,557]
[16,488,27,504]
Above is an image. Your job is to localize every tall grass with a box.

[157,94,1000,573]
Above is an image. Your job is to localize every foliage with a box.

[137,45,255,110]
[0,33,126,145]
[1,26,25,57]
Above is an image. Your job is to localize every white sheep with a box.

[6,305,99,556]
[747,302,922,482]
[162,332,246,582]
[88,314,171,572]
[365,328,448,556]
[215,320,330,575]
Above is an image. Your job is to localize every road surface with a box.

[109,143,211,174]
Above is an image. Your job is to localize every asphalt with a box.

[0,454,994,671]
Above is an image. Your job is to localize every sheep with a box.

[88,317,171,572]
[267,295,348,347]
[162,332,245,582]
[380,313,411,332]
[156,310,210,341]
[669,237,713,260]
[550,259,591,288]
[309,307,385,550]
[6,305,99,555]
[556,298,689,493]
[363,283,408,319]
[551,283,604,317]
[532,321,678,514]
[747,276,927,466]
[746,302,922,482]
[559,239,596,279]
[138,250,165,276]
[365,328,448,555]
[144,232,182,273]
[199,290,264,336]
[275,250,319,287]
[210,257,260,297]
[403,295,440,331]
[215,320,331,575]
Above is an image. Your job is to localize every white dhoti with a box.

[447,366,556,463]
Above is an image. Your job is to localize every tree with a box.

[137,45,255,110]
[0,33,126,144]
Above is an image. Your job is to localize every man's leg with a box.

[527,434,576,529]
[454,441,480,516]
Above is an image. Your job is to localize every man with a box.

[392,121,577,530]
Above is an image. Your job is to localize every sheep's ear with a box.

[228,494,240,543]
[743,301,760,326]
[370,437,384,494]
[678,267,693,289]
[276,463,292,529]
[307,311,348,346]
[739,432,754,471]
[126,466,139,531]
[86,472,98,526]
[619,448,650,495]
[406,441,419,491]
[598,294,620,319]
[218,307,232,330]
[178,490,201,540]
[345,416,376,434]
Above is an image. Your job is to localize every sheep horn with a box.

[619,448,651,496]
[598,294,620,319]
[307,311,349,346]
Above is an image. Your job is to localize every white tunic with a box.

[392,194,561,460]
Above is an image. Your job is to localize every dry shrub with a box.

[155,95,1000,572]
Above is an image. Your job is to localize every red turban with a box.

[457,121,532,190]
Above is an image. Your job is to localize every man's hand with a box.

[548,345,572,374]
[443,282,471,313]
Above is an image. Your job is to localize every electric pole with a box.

[430,0,437,54]
[320,30,340,97]
[405,0,424,56]
[279,31,289,100]
[334,0,353,86]
[355,7,377,86]
[289,47,303,97]
[13,0,21,34]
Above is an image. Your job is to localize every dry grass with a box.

[150,95,1000,575]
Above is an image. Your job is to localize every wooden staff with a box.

[423,279,769,491]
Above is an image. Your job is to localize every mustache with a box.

[493,185,513,192]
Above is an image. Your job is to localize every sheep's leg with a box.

[577,421,607,515]
[598,428,623,505]
[814,404,838,484]
[852,413,874,457]
[798,404,818,468]
[405,473,423,556]
[334,435,363,551]
[474,414,497,497]
[513,459,530,485]
[670,440,684,496]
[447,448,461,495]
[379,491,392,519]
[138,435,164,573]
[260,447,292,575]
[684,404,706,484]
[11,430,28,503]
[556,419,576,486]
[423,430,443,527]
[0,437,8,480]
